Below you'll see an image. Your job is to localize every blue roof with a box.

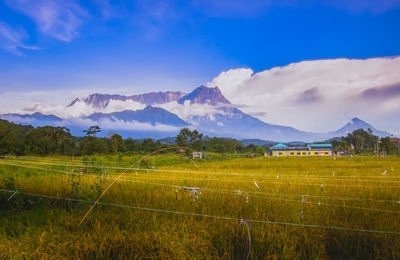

[272,143,288,148]
[307,143,332,148]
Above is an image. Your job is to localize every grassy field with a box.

[0,154,400,259]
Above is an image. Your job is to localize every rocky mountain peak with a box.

[178,85,231,105]
[68,98,81,107]
[346,117,373,129]
[331,117,390,137]
[83,93,117,109]
[69,91,187,109]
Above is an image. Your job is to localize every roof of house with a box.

[271,143,288,148]
[270,142,333,151]
[270,143,309,151]
[307,143,332,148]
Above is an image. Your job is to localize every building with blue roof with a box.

[268,143,332,157]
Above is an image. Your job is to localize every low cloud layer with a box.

[207,57,400,133]
[0,91,146,118]
[154,101,225,121]
[65,117,181,132]
[0,114,180,134]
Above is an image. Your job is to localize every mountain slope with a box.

[330,117,391,137]
[87,106,188,127]
[188,107,322,142]
[70,91,186,109]
[0,112,62,126]
[175,86,320,141]
[178,85,230,105]
[0,87,393,141]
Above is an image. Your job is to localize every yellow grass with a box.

[0,154,399,259]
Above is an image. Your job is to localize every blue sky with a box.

[0,0,400,134]
[1,0,400,94]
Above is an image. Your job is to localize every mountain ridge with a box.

[0,86,393,141]
[178,85,230,105]
[70,91,187,108]
[330,117,391,137]
[87,106,188,127]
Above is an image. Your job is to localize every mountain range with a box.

[0,86,393,142]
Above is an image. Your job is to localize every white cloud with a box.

[207,68,253,97]
[62,117,180,132]
[0,90,90,116]
[0,21,38,55]
[208,57,400,133]
[104,99,146,113]
[0,90,148,118]
[5,0,88,42]
[0,113,180,133]
[154,100,224,121]
[2,57,400,135]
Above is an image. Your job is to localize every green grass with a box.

[0,154,400,259]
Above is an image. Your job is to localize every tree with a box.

[80,126,108,155]
[83,126,101,136]
[24,126,76,155]
[244,144,258,154]
[0,120,32,155]
[111,134,126,153]
[203,137,244,153]
[176,128,203,151]
[140,138,162,153]
[380,137,395,155]
[125,138,140,153]
[80,137,110,155]
[343,129,379,154]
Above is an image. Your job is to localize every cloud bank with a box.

[208,57,400,133]
[0,91,147,118]
[1,57,400,135]
[64,117,181,132]
[154,101,225,122]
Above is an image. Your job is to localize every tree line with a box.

[330,128,398,155]
[0,120,261,156]
[0,119,397,156]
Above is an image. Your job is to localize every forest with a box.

[0,119,398,156]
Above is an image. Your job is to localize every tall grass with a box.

[0,155,399,259]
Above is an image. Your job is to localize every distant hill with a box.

[158,137,176,145]
[329,117,391,138]
[87,106,188,127]
[240,139,275,146]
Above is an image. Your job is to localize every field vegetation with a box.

[1,154,400,259]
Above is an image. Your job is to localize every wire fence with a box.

[0,188,399,235]
[5,156,399,180]
[2,160,400,189]
[1,160,400,214]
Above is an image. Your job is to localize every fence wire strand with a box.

[1,188,399,235]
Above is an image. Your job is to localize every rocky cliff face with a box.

[71,91,187,109]
[178,86,230,105]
